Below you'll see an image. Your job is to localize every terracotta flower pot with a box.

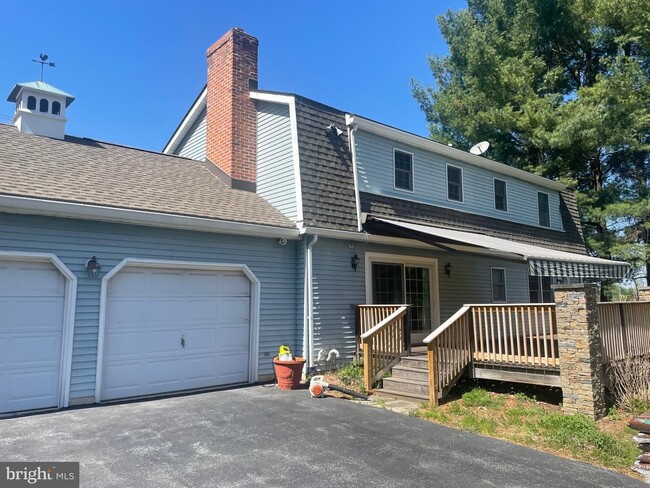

[273,357,306,390]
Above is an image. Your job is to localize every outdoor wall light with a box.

[445,262,452,277]
[85,256,101,278]
[351,254,360,272]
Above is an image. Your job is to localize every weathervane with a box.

[32,54,55,81]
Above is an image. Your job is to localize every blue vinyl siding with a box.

[0,213,298,400]
[355,130,564,231]
[175,108,207,161]
[256,101,298,221]
[310,237,528,361]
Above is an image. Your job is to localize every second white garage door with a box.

[101,266,251,401]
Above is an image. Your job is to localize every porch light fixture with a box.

[85,256,101,278]
[351,254,360,272]
[445,262,452,277]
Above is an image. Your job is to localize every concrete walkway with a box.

[0,386,643,487]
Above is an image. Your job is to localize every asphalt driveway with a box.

[0,386,643,487]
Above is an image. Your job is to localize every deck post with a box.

[553,284,606,420]
[638,287,650,302]
[428,344,438,406]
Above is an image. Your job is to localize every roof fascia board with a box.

[163,87,207,154]
[0,195,299,239]
[345,114,565,192]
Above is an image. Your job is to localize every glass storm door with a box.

[371,263,433,343]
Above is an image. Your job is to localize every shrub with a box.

[608,355,650,414]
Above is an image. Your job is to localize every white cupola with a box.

[6,81,75,140]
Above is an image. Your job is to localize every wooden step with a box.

[391,365,429,382]
[376,388,431,402]
[382,377,429,397]
[399,356,428,370]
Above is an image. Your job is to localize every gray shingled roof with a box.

[289,95,586,254]
[0,124,295,229]
[294,98,358,231]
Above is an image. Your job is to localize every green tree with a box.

[413,0,650,281]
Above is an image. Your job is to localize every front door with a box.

[370,260,436,344]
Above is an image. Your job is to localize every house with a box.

[0,28,628,415]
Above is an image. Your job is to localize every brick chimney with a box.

[205,28,258,190]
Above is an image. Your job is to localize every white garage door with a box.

[0,260,65,413]
[101,266,251,401]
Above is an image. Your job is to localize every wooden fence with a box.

[599,301,650,363]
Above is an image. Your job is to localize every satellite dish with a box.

[470,141,490,156]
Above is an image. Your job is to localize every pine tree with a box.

[413,0,650,282]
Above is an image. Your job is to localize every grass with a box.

[415,379,640,476]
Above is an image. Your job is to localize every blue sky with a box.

[0,1,466,151]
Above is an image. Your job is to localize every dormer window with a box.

[394,149,413,191]
[27,96,37,110]
[39,99,49,113]
[52,101,61,116]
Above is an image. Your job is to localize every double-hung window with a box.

[494,179,507,211]
[394,149,413,191]
[447,165,463,202]
[538,192,550,227]
[491,268,507,302]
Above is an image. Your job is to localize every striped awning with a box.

[365,217,630,280]
[528,260,629,279]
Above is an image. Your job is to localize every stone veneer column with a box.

[553,284,606,419]
[638,287,650,302]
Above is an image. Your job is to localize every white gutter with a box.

[347,120,363,232]
[306,234,319,369]
[346,114,566,192]
[0,195,300,239]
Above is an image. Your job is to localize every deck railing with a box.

[360,306,409,392]
[470,304,558,368]
[423,306,473,405]
[599,301,650,363]
[424,303,559,405]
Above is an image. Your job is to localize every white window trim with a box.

[364,252,441,329]
[537,191,551,228]
[446,163,464,203]
[491,267,507,303]
[95,258,261,403]
[0,251,77,410]
[493,177,509,212]
[393,148,415,193]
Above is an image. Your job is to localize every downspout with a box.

[305,234,319,369]
[347,119,363,232]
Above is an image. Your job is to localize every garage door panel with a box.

[105,330,181,359]
[184,273,220,295]
[217,326,250,349]
[10,333,62,366]
[183,299,218,322]
[183,327,217,352]
[101,266,252,401]
[148,271,184,296]
[0,263,64,296]
[217,352,249,382]
[216,273,250,296]
[216,297,250,323]
[0,259,65,414]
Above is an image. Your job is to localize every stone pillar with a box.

[553,284,606,419]
[638,287,650,302]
